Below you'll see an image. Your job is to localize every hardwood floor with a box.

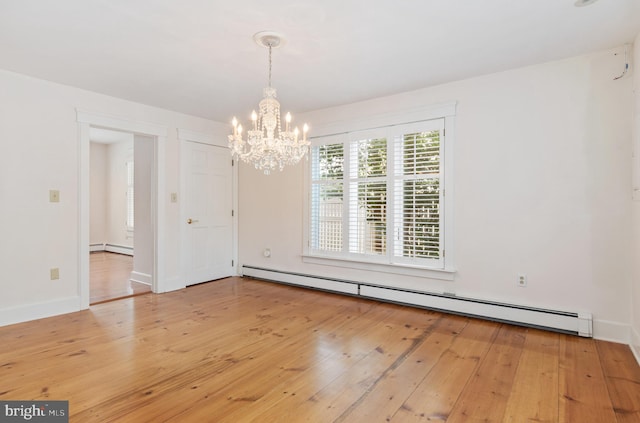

[90,251,151,304]
[1,277,639,422]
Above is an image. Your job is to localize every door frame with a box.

[177,128,238,284]
[77,110,168,309]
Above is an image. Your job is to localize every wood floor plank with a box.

[389,318,499,422]
[559,335,618,423]
[596,340,640,422]
[1,277,639,422]
[216,303,440,423]
[2,287,317,406]
[126,297,392,422]
[502,329,559,423]
[445,324,526,423]
[273,309,440,423]
[72,283,370,421]
[335,314,470,423]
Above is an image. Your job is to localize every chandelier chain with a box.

[268,44,272,88]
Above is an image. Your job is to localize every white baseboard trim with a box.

[130,271,152,286]
[0,296,81,327]
[592,319,631,344]
[89,243,105,252]
[242,265,592,337]
[630,326,640,366]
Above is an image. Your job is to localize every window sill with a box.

[302,254,455,281]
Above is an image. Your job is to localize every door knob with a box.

[187,218,199,224]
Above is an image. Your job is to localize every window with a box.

[307,117,452,272]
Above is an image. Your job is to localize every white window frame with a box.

[303,102,456,280]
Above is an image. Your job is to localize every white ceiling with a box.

[1,0,638,123]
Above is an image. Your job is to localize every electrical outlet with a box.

[518,274,527,287]
[49,190,60,203]
[171,192,178,203]
[263,248,271,258]
[50,268,60,280]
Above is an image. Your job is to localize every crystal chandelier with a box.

[228,32,310,175]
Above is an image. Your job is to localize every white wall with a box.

[631,33,640,360]
[106,138,134,249]
[90,142,108,246]
[0,68,228,326]
[238,46,634,342]
[131,135,154,285]
[90,138,135,251]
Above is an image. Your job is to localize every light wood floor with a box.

[90,251,151,304]
[1,277,639,422]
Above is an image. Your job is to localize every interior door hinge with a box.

[232,159,234,166]
[442,250,445,258]
[231,210,234,217]
[232,260,234,267]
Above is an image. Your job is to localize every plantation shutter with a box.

[308,116,448,269]
[348,136,387,255]
[310,143,344,252]
[392,120,444,264]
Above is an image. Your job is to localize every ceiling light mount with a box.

[253,31,285,49]
[574,0,600,7]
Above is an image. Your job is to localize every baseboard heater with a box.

[89,243,134,256]
[241,265,592,337]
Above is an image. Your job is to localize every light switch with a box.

[50,268,60,280]
[49,190,60,203]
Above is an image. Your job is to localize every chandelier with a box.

[228,32,310,175]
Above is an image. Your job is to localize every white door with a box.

[184,142,233,285]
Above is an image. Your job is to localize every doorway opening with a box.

[89,129,152,304]
[78,110,167,309]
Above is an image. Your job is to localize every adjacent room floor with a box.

[90,251,151,304]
